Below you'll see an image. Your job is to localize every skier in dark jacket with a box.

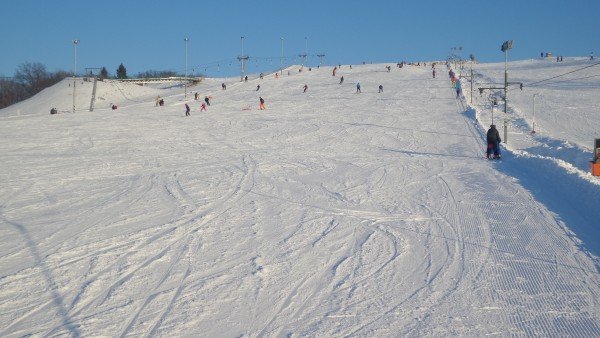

[185,103,190,116]
[204,96,211,106]
[486,125,501,159]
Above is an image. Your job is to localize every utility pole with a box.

[238,36,249,81]
[184,37,189,98]
[72,39,79,113]
[459,62,474,104]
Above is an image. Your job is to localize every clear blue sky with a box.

[1,0,598,77]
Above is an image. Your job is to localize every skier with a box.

[194,92,199,100]
[378,85,383,93]
[256,84,260,91]
[455,79,462,98]
[332,66,337,76]
[204,96,211,106]
[259,97,266,110]
[432,68,436,78]
[222,83,226,90]
[486,124,501,159]
[245,76,248,82]
[201,102,207,112]
[356,82,361,93]
[155,95,161,106]
[303,84,308,93]
[185,103,190,116]
[339,76,344,85]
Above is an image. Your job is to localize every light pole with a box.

[184,37,189,98]
[501,40,513,144]
[532,93,538,134]
[72,39,79,113]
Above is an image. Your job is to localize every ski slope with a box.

[0,60,599,337]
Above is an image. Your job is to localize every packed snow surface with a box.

[1,59,599,337]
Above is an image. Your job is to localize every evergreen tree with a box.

[100,67,109,79]
[116,63,127,79]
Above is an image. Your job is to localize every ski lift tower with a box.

[317,54,325,66]
[299,37,308,69]
[238,36,249,81]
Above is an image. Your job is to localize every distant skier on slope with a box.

[432,68,436,78]
[303,84,308,93]
[486,124,501,159]
[259,97,266,110]
[256,84,261,91]
[339,76,344,84]
[378,85,383,93]
[185,103,190,116]
[356,82,361,93]
[201,102,207,112]
[204,96,211,106]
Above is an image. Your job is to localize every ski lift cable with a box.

[524,62,600,87]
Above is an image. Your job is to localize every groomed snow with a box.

[0,60,598,336]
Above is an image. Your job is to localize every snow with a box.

[0,59,599,336]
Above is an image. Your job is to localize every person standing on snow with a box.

[432,68,436,78]
[303,84,308,93]
[201,102,207,112]
[185,103,190,116]
[204,96,211,106]
[259,97,266,110]
[455,79,462,98]
[332,66,337,76]
[356,82,361,93]
[339,76,344,85]
[222,83,226,90]
[486,124,501,159]
[378,85,383,93]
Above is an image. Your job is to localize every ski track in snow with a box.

[0,61,599,336]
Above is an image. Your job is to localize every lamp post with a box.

[72,39,79,113]
[184,37,189,98]
[501,40,513,144]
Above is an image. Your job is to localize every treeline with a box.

[1,63,70,109]
[0,62,182,109]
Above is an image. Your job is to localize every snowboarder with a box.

[356,82,361,93]
[303,84,308,93]
[339,76,344,85]
[378,85,383,93]
[185,103,190,116]
[204,96,211,106]
[486,124,501,159]
[259,97,266,110]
